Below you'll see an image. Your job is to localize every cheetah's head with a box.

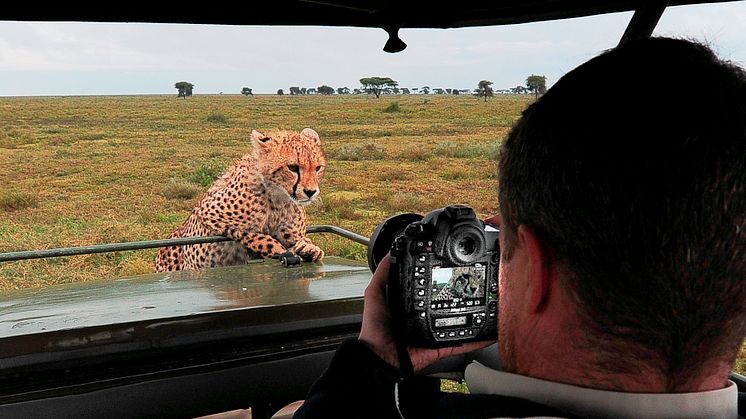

[251,128,326,206]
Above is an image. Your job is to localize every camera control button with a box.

[488,301,498,311]
[438,332,446,339]
[418,255,426,262]
[417,289,425,296]
[474,316,484,325]
[448,331,457,338]
[417,278,425,286]
[419,312,426,318]
[417,301,425,308]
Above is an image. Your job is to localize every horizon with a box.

[1,2,745,96]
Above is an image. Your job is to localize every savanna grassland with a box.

[0,94,522,289]
[1,94,744,374]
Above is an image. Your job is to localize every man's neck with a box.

[506,286,733,393]
[510,318,733,392]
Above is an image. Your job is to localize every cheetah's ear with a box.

[251,129,273,151]
[301,128,321,145]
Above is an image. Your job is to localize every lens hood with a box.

[367,212,423,273]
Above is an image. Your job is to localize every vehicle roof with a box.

[1,0,739,28]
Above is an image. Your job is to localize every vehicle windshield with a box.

[0,2,744,374]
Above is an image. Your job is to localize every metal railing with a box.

[0,225,369,263]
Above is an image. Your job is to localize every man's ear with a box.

[251,129,273,152]
[517,225,554,313]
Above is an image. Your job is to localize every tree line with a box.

[173,74,547,99]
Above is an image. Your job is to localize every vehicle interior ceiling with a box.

[1,0,744,418]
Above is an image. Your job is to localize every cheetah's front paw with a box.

[293,239,324,262]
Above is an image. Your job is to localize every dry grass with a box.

[737,343,746,375]
[0,93,743,373]
[0,94,521,289]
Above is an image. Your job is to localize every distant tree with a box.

[241,87,253,96]
[526,75,547,98]
[337,87,350,95]
[317,85,335,95]
[360,77,398,98]
[353,88,363,95]
[289,86,301,95]
[277,89,284,95]
[452,88,460,95]
[412,87,419,93]
[174,81,194,98]
[306,88,316,95]
[511,85,528,94]
[475,80,494,101]
[392,87,400,94]
[300,87,308,95]
[433,88,445,95]
[401,88,410,94]
[421,86,430,94]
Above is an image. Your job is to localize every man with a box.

[293,37,746,418]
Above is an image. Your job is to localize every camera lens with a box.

[367,212,424,273]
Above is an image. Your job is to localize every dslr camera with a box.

[368,205,499,347]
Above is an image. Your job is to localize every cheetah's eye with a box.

[315,166,324,173]
[287,164,300,174]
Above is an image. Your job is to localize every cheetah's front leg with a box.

[225,228,288,259]
[292,236,324,262]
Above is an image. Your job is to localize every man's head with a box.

[497,37,746,391]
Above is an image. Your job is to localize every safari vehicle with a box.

[1,1,745,418]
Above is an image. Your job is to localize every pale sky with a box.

[1,2,745,96]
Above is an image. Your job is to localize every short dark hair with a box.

[498,37,746,389]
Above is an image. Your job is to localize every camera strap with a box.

[387,280,415,378]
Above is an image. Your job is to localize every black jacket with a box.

[293,339,576,419]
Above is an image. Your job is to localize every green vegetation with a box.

[187,157,228,186]
[0,191,39,211]
[382,101,401,113]
[206,113,229,124]
[161,179,204,200]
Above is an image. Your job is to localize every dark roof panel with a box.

[0,1,740,28]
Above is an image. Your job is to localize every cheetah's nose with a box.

[304,189,317,199]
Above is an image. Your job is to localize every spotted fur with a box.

[154,128,326,272]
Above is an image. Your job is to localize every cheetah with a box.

[433,271,482,301]
[154,128,326,272]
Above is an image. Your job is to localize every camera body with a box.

[369,205,499,347]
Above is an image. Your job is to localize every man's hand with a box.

[358,254,495,372]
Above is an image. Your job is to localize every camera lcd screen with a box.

[434,316,467,328]
[430,266,486,306]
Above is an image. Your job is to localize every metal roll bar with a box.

[0,225,369,263]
